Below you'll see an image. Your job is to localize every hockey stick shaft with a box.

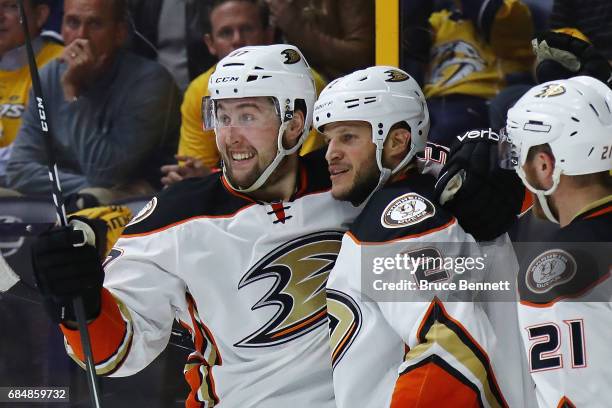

[17,2,102,407]
[18,2,66,228]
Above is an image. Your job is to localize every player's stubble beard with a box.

[223,149,290,190]
[333,159,380,206]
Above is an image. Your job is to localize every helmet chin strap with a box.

[535,192,559,224]
[517,166,562,224]
[357,144,390,206]
[360,142,419,206]
[222,121,292,193]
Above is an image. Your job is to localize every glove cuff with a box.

[67,216,108,259]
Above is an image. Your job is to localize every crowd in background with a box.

[0,0,610,211]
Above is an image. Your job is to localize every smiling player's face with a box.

[323,121,380,204]
[215,97,281,189]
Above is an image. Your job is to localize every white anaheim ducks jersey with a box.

[60,151,361,408]
[516,198,612,408]
[327,172,536,408]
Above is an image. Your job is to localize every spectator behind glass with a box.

[550,0,612,63]
[6,0,180,206]
[489,28,612,131]
[0,0,62,190]
[126,0,216,92]
[265,0,374,80]
[401,0,534,148]
[160,0,327,186]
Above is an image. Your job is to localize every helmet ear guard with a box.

[206,44,316,193]
[313,66,430,195]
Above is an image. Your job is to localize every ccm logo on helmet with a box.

[215,76,240,83]
[456,128,499,143]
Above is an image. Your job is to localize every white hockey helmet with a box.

[502,76,612,222]
[313,66,429,192]
[204,44,316,192]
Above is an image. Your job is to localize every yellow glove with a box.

[69,205,132,256]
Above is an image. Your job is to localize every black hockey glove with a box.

[64,191,100,213]
[32,219,106,324]
[533,31,612,87]
[433,128,524,241]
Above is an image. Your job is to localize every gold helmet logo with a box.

[281,49,301,64]
[385,69,409,82]
[236,231,343,348]
[535,84,566,98]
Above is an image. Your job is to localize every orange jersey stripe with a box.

[391,361,481,408]
[584,205,612,220]
[410,299,508,407]
[520,269,611,308]
[184,363,219,407]
[346,218,457,246]
[272,308,327,339]
[332,322,356,362]
[60,289,127,364]
[520,190,534,215]
[184,364,205,408]
[121,204,258,238]
[556,396,577,408]
[221,176,257,202]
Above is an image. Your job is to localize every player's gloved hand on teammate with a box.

[32,218,106,324]
[533,30,612,87]
[434,128,525,241]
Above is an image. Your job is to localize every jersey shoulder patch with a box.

[517,206,612,305]
[517,239,611,305]
[380,192,436,229]
[350,174,454,243]
[122,174,254,235]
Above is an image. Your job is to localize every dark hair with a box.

[526,144,553,162]
[294,99,307,120]
[390,121,411,133]
[202,0,269,33]
[389,121,416,166]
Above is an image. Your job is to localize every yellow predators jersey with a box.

[425,0,534,99]
[0,41,63,148]
[69,205,133,256]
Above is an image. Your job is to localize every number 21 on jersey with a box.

[526,319,586,372]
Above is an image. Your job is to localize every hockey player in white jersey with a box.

[30,44,361,407]
[27,44,530,406]
[501,76,612,408]
[314,66,536,407]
